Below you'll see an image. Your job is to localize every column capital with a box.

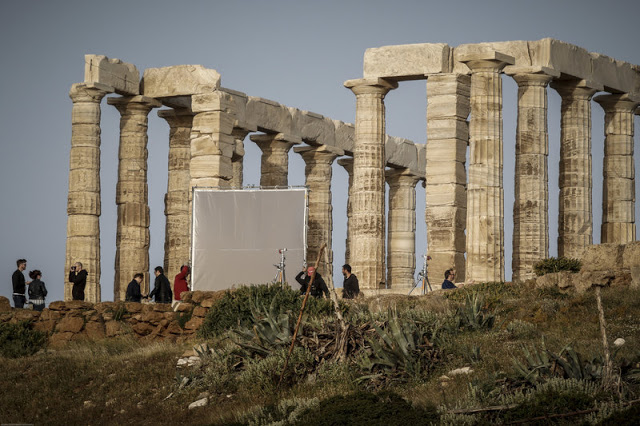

[294,144,345,162]
[69,82,113,103]
[157,108,193,128]
[231,128,251,160]
[385,168,423,187]
[108,95,162,114]
[250,132,301,150]
[459,50,515,73]
[594,93,640,113]
[550,79,603,99]
[505,66,559,87]
[344,77,398,96]
[337,157,353,169]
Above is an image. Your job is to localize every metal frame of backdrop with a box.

[190,186,309,291]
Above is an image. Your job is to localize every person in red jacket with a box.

[174,265,190,301]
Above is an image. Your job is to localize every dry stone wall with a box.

[0,291,222,346]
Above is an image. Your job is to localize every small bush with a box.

[296,391,440,425]
[505,319,537,339]
[199,284,339,338]
[533,257,581,277]
[0,321,47,358]
[176,309,192,329]
[237,346,314,394]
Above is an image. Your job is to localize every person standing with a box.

[295,265,329,298]
[27,269,48,312]
[125,273,144,303]
[174,265,190,301]
[12,259,28,308]
[441,269,457,290]
[68,262,87,301]
[149,266,172,304]
[341,264,360,299]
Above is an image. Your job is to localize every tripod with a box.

[408,255,432,295]
[272,248,287,284]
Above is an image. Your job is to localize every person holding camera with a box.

[28,269,48,311]
[68,262,87,301]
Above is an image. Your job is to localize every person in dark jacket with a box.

[174,265,190,301]
[149,266,172,303]
[125,273,144,303]
[69,262,87,301]
[27,269,48,312]
[12,259,28,308]
[341,264,360,299]
[441,269,457,290]
[295,266,329,298]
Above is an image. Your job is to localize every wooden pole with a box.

[278,243,326,387]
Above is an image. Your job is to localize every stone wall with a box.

[534,241,640,292]
[0,291,222,346]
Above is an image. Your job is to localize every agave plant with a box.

[359,308,437,381]
[456,292,496,331]
[232,297,292,358]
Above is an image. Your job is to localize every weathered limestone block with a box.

[333,121,356,154]
[386,137,419,173]
[251,133,300,187]
[295,145,344,285]
[594,94,638,244]
[364,43,451,79]
[245,97,296,136]
[454,41,529,74]
[344,77,398,289]
[34,320,57,334]
[551,79,602,258]
[84,321,106,339]
[426,73,470,283]
[105,320,127,337]
[84,54,139,95]
[142,65,220,98]
[56,316,85,334]
[109,96,161,301]
[386,169,422,290]
[460,52,514,283]
[623,241,640,269]
[184,316,205,330]
[296,111,337,147]
[506,68,557,281]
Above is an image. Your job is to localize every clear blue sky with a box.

[1,0,639,303]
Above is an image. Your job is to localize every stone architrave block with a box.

[590,53,638,95]
[220,87,249,126]
[84,54,139,95]
[245,96,295,136]
[452,41,527,74]
[363,43,451,79]
[386,137,420,174]
[297,111,337,146]
[529,39,593,83]
[333,121,355,154]
[142,65,221,98]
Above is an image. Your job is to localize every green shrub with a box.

[236,396,320,426]
[0,321,47,358]
[455,292,496,331]
[443,281,519,308]
[296,391,440,425]
[176,309,192,329]
[237,346,314,394]
[533,257,582,276]
[199,284,339,338]
[113,303,127,321]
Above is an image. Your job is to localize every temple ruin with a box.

[65,39,640,302]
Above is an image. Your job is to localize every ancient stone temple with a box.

[65,39,639,301]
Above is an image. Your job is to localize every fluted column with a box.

[594,94,639,243]
[550,80,601,258]
[344,77,398,289]
[158,108,193,282]
[230,128,250,188]
[425,73,470,284]
[108,96,161,301]
[338,158,354,265]
[507,68,556,281]
[65,82,112,302]
[250,133,300,187]
[386,169,421,290]
[295,145,345,287]
[460,52,514,283]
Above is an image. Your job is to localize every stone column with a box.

[250,133,300,187]
[594,94,639,244]
[344,77,398,289]
[460,52,514,283]
[386,168,421,290]
[337,158,354,265]
[550,79,601,258]
[294,145,345,287]
[158,108,193,283]
[425,73,470,284]
[65,82,112,302]
[108,96,161,301]
[230,128,250,188]
[506,68,556,281]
